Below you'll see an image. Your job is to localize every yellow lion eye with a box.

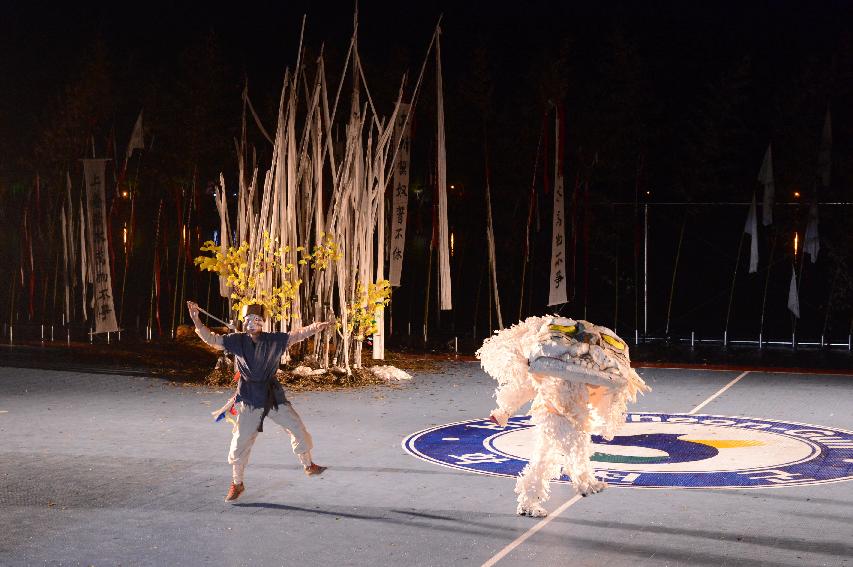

[549,324,577,335]
[601,334,625,350]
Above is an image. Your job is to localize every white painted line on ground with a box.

[687,371,750,415]
[480,494,584,567]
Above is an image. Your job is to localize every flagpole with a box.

[10,261,17,336]
[423,230,433,345]
[51,250,60,326]
[170,194,184,338]
[723,230,746,346]
[634,155,642,342]
[178,176,196,331]
[644,202,649,338]
[793,187,812,347]
[118,150,143,329]
[472,253,486,341]
[664,209,688,337]
[613,246,619,332]
[821,265,840,345]
[519,124,544,321]
[790,260,798,349]
[758,228,777,348]
[148,200,164,338]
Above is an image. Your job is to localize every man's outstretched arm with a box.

[187,301,225,350]
[285,321,333,348]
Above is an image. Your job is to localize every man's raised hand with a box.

[186,301,201,322]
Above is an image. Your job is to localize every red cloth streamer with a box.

[556,105,566,178]
[154,246,162,334]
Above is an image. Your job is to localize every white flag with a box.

[744,193,759,273]
[758,144,774,226]
[83,159,119,333]
[803,202,819,263]
[548,110,568,307]
[389,103,412,287]
[126,110,144,162]
[817,108,831,187]
[787,267,800,318]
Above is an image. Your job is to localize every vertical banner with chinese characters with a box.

[389,103,412,287]
[83,159,119,333]
[548,109,567,307]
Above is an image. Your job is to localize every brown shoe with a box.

[304,463,327,476]
[225,482,245,501]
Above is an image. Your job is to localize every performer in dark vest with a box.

[187,300,331,502]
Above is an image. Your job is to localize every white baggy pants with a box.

[227,401,314,483]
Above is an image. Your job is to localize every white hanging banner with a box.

[389,103,412,287]
[436,30,452,310]
[548,110,568,306]
[125,110,144,163]
[83,159,119,333]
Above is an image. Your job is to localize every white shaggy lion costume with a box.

[476,315,650,517]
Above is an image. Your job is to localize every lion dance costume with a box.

[477,316,650,517]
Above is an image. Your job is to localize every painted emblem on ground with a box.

[403,413,853,489]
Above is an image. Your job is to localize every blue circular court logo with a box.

[403,413,853,489]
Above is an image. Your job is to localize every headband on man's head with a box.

[239,303,268,321]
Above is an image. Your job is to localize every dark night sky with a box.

[4,1,850,121]
[3,1,850,153]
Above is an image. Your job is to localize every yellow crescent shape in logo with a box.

[688,439,765,449]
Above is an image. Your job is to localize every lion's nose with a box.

[579,333,597,345]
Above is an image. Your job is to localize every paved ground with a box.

[0,362,850,566]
